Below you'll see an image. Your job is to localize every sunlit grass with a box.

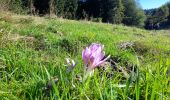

[0,12,170,99]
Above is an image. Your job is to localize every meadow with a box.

[0,12,170,99]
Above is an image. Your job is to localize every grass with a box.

[0,12,170,99]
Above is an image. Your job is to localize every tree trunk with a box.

[30,0,32,15]
[49,0,55,17]
[29,0,33,15]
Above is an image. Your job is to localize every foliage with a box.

[13,0,28,13]
[0,0,148,27]
[166,2,170,25]
[123,0,146,27]
[63,0,78,19]
[56,0,65,17]
[102,0,124,24]
[145,4,169,29]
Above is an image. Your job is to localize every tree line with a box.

[0,0,170,29]
[145,2,170,29]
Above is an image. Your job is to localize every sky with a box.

[139,0,170,9]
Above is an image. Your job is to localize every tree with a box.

[145,4,169,29]
[154,5,169,23]
[56,0,65,17]
[166,2,170,25]
[101,0,124,24]
[8,0,26,13]
[123,0,146,27]
[110,0,124,24]
[29,0,35,15]
[49,0,55,16]
[64,0,78,19]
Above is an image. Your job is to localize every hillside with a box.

[0,12,170,99]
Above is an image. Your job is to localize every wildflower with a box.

[65,58,77,72]
[82,43,110,71]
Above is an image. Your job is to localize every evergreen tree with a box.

[9,0,26,13]
[56,0,65,17]
[101,0,124,24]
[111,0,124,24]
[64,0,78,19]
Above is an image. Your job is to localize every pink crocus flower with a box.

[82,43,110,71]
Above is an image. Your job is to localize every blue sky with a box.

[139,0,169,9]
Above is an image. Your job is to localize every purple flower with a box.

[82,43,110,71]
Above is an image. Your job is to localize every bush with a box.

[0,0,10,11]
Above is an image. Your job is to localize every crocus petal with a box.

[92,52,105,67]
[84,47,91,57]
[71,60,76,67]
[90,44,102,59]
[65,58,71,65]
[89,43,101,52]
[82,47,91,64]
[94,55,110,67]
[91,46,104,67]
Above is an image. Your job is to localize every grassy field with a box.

[0,12,170,99]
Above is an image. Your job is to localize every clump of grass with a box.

[33,35,47,51]
[133,41,151,55]
[46,22,59,34]
[58,38,80,54]
[18,18,34,24]
[77,35,92,44]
